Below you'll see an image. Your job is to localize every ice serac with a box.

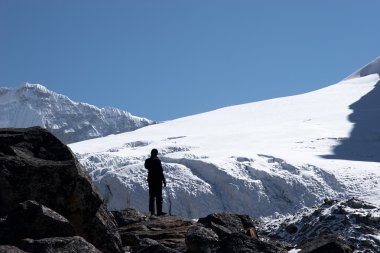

[70,57,380,219]
[0,83,154,143]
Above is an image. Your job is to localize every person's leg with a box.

[149,185,156,215]
[156,185,164,215]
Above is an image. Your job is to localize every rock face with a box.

[115,209,195,252]
[0,127,122,253]
[0,245,26,253]
[112,209,290,253]
[17,236,102,253]
[198,213,259,239]
[185,226,219,253]
[217,233,287,253]
[0,200,75,245]
[190,213,287,253]
[298,234,353,253]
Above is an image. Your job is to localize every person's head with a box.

[151,148,158,157]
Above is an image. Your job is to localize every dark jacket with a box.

[144,157,166,185]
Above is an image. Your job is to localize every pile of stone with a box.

[112,208,355,253]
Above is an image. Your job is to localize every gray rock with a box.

[17,236,101,253]
[217,233,287,253]
[198,213,258,239]
[0,200,75,244]
[0,127,122,253]
[268,198,380,252]
[119,215,194,252]
[136,243,180,253]
[0,245,26,253]
[138,238,160,248]
[185,225,219,253]
[345,198,377,210]
[299,234,354,253]
[112,208,148,227]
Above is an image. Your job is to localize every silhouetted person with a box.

[145,149,166,216]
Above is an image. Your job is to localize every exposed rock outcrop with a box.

[185,226,219,253]
[217,233,287,253]
[115,209,194,252]
[0,200,75,245]
[0,245,26,253]
[266,198,380,252]
[298,234,354,253]
[0,127,122,253]
[197,213,259,239]
[17,236,102,253]
[112,208,289,253]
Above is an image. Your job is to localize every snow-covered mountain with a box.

[70,57,380,219]
[0,83,154,143]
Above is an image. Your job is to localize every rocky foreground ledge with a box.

[0,127,379,253]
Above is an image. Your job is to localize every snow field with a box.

[71,62,380,218]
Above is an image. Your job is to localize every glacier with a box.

[70,57,380,219]
[0,83,154,143]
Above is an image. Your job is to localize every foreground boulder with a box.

[17,236,101,253]
[0,127,122,253]
[0,245,26,253]
[217,233,287,253]
[186,213,287,253]
[115,209,195,252]
[112,208,149,227]
[198,213,259,239]
[185,226,219,253]
[0,200,75,244]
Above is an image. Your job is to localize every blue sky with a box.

[1,1,380,121]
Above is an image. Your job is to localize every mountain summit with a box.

[0,83,154,143]
[345,57,380,80]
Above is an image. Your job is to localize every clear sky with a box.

[1,1,380,121]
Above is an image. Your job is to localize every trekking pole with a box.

[165,187,172,216]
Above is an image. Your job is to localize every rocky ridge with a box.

[111,207,361,253]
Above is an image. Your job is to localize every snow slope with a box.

[0,83,154,143]
[70,58,380,219]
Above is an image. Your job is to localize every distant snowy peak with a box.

[345,57,380,80]
[0,83,155,143]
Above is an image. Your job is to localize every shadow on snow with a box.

[323,80,380,162]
